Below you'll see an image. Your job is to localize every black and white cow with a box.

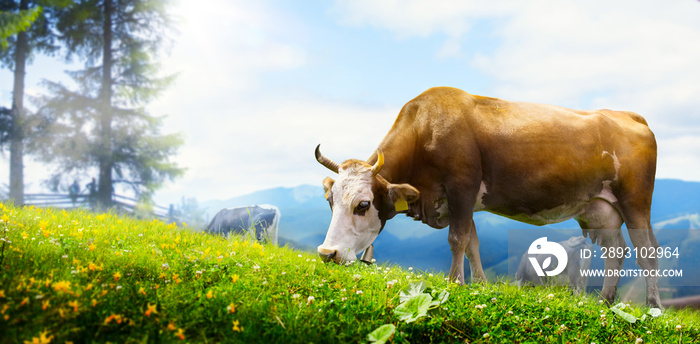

[206,205,280,244]
[515,236,593,294]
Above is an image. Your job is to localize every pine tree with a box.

[36,0,183,208]
[0,0,67,204]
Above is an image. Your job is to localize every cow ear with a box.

[322,177,335,199]
[387,183,420,204]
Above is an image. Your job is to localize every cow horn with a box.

[371,148,384,175]
[315,144,339,173]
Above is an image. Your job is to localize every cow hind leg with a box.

[622,212,662,308]
[576,199,624,305]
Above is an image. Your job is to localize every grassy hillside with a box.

[0,204,698,343]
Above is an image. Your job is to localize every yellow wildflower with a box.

[23,330,53,344]
[91,299,97,307]
[145,303,158,317]
[113,271,121,282]
[231,274,239,283]
[1,214,9,223]
[42,300,50,311]
[88,243,96,251]
[39,220,49,229]
[104,314,123,325]
[227,302,236,314]
[206,290,215,299]
[68,300,79,312]
[175,328,185,340]
[232,320,243,332]
[52,281,71,293]
[167,322,177,331]
[138,287,146,296]
[0,289,4,298]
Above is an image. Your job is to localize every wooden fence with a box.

[23,193,180,223]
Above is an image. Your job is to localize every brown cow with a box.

[315,87,660,307]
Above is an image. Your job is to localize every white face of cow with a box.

[318,162,382,263]
[315,145,420,264]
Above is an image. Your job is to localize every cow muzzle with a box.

[318,247,337,262]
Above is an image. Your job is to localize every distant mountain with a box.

[200,179,700,298]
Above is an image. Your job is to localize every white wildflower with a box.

[292,294,300,299]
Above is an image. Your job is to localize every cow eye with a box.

[354,201,371,216]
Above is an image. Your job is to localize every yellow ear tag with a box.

[394,197,408,212]
[324,190,330,199]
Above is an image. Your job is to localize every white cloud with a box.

[656,136,700,182]
[154,97,397,204]
[162,0,306,99]
[332,0,516,58]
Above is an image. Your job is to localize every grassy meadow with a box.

[0,203,698,343]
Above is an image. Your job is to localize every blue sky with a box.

[2,0,700,207]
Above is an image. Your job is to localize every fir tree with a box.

[0,0,68,204]
[36,0,183,207]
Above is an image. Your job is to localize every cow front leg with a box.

[447,223,468,284]
[447,211,483,284]
[466,219,486,283]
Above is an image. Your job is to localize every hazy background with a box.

[1,0,699,207]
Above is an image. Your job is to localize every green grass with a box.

[0,203,698,343]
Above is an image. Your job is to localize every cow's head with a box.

[315,145,419,264]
